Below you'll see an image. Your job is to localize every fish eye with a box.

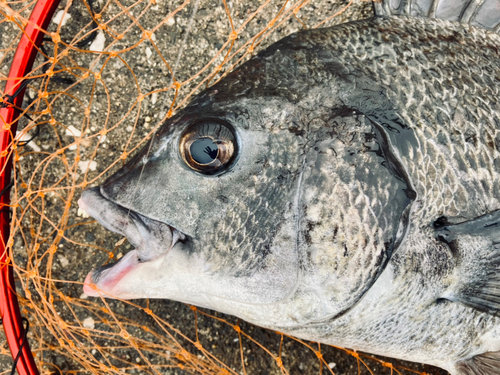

[179,120,238,175]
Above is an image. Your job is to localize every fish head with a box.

[80,33,414,327]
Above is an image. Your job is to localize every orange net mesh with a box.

[1,0,448,374]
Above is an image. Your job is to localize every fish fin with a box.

[435,210,500,316]
[374,0,500,34]
[455,351,500,375]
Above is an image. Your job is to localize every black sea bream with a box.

[79,1,500,373]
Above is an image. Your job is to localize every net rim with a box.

[0,0,61,374]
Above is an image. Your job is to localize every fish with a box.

[78,0,500,373]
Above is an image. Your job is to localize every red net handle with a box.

[0,0,61,374]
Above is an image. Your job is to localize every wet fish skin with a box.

[80,14,500,374]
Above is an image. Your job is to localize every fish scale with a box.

[300,16,500,223]
[79,1,500,374]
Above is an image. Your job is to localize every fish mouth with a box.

[78,187,186,297]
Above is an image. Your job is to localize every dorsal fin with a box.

[374,0,500,34]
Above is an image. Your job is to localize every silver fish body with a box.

[79,12,500,375]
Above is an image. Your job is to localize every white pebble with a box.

[151,92,158,105]
[91,349,97,355]
[99,134,107,143]
[15,131,40,152]
[52,10,71,27]
[136,357,140,363]
[83,317,95,329]
[126,126,133,132]
[145,116,151,122]
[80,292,88,299]
[25,141,40,152]
[58,255,69,268]
[145,47,152,59]
[77,207,90,218]
[78,160,97,173]
[65,125,82,137]
[69,144,78,150]
[166,17,175,26]
[328,363,336,369]
[90,30,106,52]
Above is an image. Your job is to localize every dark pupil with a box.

[190,138,218,164]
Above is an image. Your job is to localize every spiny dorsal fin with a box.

[374,0,500,34]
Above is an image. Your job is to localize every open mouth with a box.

[78,187,186,297]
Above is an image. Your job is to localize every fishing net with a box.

[0,0,450,373]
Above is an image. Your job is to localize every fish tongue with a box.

[83,250,140,298]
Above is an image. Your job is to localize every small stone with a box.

[80,292,88,299]
[78,160,97,173]
[85,232,95,242]
[166,17,175,26]
[77,207,90,218]
[145,47,152,59]
[83,317,95,329]
[328,363,336,369]
[65,125,82,137]
[58,255,69,268]
[52,10,71,27]
[90,30,106,52]
[126,126,133,132]
[145,116,152,122]
[136,357,140,363]
[16,131,40,152]
[151,92,158,105]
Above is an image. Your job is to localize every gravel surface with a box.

[1,0,450,374]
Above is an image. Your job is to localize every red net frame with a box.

[0,0,61,374]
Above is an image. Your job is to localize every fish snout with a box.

[80,187,187,298]
[79,187,143,247]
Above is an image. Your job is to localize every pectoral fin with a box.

[455,351,500,375]
[435,210,500,316]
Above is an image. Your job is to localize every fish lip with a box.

[78,187,188,283]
